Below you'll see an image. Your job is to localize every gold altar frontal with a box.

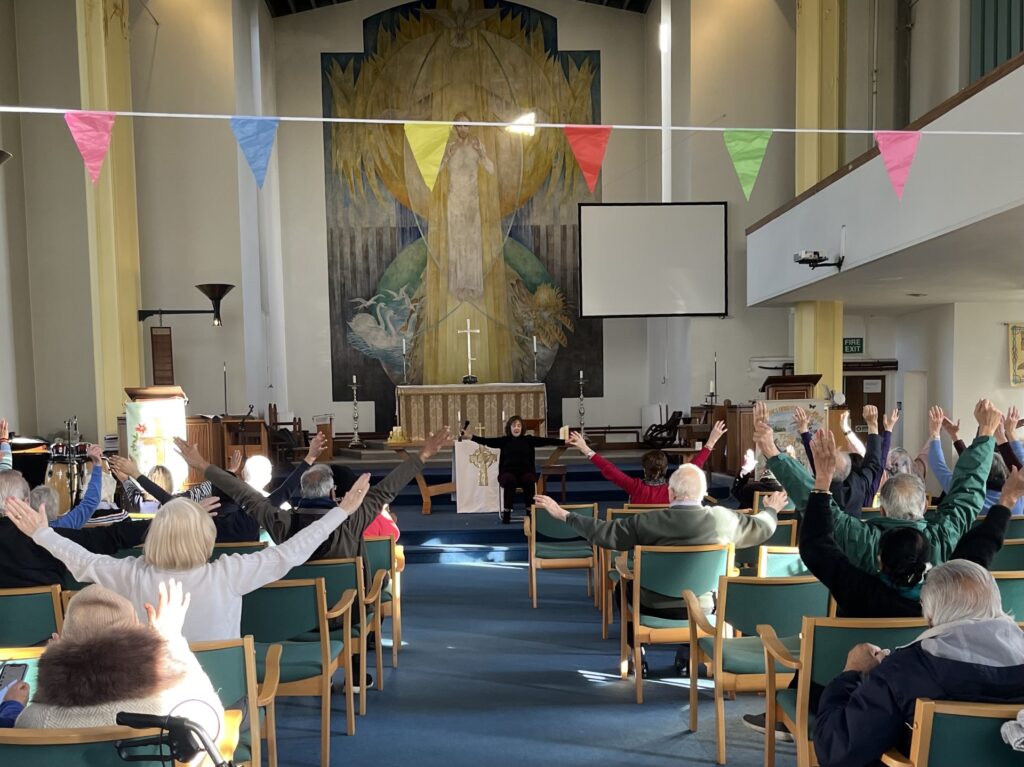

[396,383,547,441]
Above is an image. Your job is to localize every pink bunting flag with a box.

[564,125,613,193]
[874,130,921,200]
[64,111,116,184]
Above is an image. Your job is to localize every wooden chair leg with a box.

[764,695,776,767]
[618,588,629,679]
[374,621,384,690]
[530,565,538,609]
[264,700,279,767]
[358,635,368,716]
[394,597,402,665]
[688,639,699,732]
[634,641,644,704]
[390,611,399,668]
[586,566,593,598]
[714,683,726,765]
[320,676,331,767]
[343,648,355,736]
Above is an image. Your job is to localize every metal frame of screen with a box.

[577,201,728,319]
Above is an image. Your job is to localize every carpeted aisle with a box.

[274,562,797,767]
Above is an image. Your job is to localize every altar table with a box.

[396,383,547,441]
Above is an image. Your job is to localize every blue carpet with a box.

[272,563,797,767]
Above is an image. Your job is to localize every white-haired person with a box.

[3,472,372,642]
[15,580,223,741]
[814,559,1024,767]
[535,463,781,674]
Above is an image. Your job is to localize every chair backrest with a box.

[906,699,1024,767]
[735,520,797,567]
[634,544,734,601]
[993,572,1024,615]
[285,558,364,615]
[718,576,830,638]
[0,586,63,646]
[190,637,260,767]
[241,578,329,643]
[757,545,811,578]
[0,725,166,765]
[364,536,396,582]
[860,508,884,521]
[622,504,668,510]
[801,616,928,689]
[991,540,1024,572]
[210,541,267,559]
[977,516,1024,539]
[531,504,597,541]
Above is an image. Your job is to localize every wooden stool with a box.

[538,465,567,502]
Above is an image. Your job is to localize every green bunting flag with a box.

[723,130,772,201]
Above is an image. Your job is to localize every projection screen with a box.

[578,202,727,318]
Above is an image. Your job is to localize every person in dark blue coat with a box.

[814,558,1024,767]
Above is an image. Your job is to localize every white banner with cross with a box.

[454,440,501,514]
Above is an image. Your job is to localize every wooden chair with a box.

[735,519,797,575]
[618,543,734,704]
[210,541,267,558]
[190,637,267,767]
[643,410,682,448]
[753,491,797,516]
[365,536,402,668]
[0,724,168,765]
[760,616,928,767]
[241,578,355,765]
[684,576,830,765]
[623,503,668,509]
[60,588,79,615]
[537,464,568,502]
[880,699,1024,767]
[860,507,884,521]
[524,503,599,609]
[994,572,1024,614]
[0,585,63,646]
[757,545,811,577]
[990,539,1024,571]
[284,558,386,715]
[598,507,659,639]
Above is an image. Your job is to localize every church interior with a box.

[2,0,1024,765]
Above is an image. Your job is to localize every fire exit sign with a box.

[843,337,864,354]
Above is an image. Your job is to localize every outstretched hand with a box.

[145,579,190,640]
[107,454,140,481]
[0,418,7,441]
[708,420,728,447]
[173,437,210,472]
[4,497,48,536]
[227,449,243,475]
[928,406,945,440]
[753,420,779,459]
[809,427,838,490]
[86,443,104,467]
[999,467,1024,508]
[1005,405,1021,442]
[883,408,900,433]
[305,432,328,464]
[199,496,221,517]
[975,399,1002,437]
[421,426,451,460]
[533,494,569,521]
[567,431,591,455]
[792,406,810,434]
[338,473,371,513]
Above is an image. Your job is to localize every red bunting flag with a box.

[64,111,116,184]
[874,130,921,200]
[564,125,613,193]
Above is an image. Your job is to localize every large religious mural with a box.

[323,0,604,425]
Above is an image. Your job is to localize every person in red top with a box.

[363,504,400,541]
[567,421,727,505]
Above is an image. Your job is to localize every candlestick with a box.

[348,383,365,448]
[709,379,715,395]
[532,335,537,353]
[577,375,587,440]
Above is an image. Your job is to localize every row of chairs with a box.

[0,535,405,767]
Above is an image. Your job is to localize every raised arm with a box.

[266,432,329,506]
[691,420,726,469]
[51,445,105,530]
[535,494,640,550]
[0,418,10,471]
[571,432,643,496]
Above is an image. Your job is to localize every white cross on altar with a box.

[457,318,480,378]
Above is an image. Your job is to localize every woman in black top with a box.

[466,416,566,522]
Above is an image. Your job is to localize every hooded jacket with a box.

[814,618,1024,767]
[767,435,993,574]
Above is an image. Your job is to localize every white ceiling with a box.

[755,203,1024,314]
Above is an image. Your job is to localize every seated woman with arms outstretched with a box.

[4,466,371,642]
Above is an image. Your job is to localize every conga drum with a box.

[45,442,84,515]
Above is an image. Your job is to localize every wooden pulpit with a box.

[759,374,822,400]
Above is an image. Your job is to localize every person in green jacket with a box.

[752,398,999,574]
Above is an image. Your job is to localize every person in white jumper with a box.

[3,472,371,642]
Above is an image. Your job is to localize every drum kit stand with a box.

[44,416,88,514]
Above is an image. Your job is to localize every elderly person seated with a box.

[814,559,1024,767]
[15,580,223,738]
[296,464,400,542]
[26,444,105,530]
[759,398,1000,575]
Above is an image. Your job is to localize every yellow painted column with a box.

[795,0,844,194]
[794,300,843,399]
[76,0,143,435]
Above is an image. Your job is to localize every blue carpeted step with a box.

[403,542,528,564]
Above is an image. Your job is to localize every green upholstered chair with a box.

[0,585,63,647]
[282,557,385,716]
[524,503,599,609]
[619,543,734,704]
[241,578,355,766]
[880,699,1024,767]
[365,535,402,668]
[190,637,267,767]
[598,508,659,639]
[735,519,797,575]
[975,515,1024,538]
[756,545,811,578]
[760,616,928,767]
[994,572,1024,615]
[210,541,267,558]
[860,508,884,521]
[990,540,1024,572]
[684,575,830,765]
[0,725,166,765]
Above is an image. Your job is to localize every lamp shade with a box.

[195,283,234,326]
[0,150,12,167]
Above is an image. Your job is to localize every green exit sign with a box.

[844,337,864,354]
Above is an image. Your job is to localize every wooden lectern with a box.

[759,374,822,401]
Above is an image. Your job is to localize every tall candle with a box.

[709,379,715,394]
[502,410,506,422]
[579,369,584,381]
[352,374,357,384]
[402,338,407,354]
[458,409,461,424]
[532,335,537,353]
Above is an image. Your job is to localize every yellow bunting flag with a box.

[404,122,452,191]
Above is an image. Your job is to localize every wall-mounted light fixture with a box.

[0,150,13,167]
[137,283,235,326]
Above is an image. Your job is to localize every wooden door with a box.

[843,375,886,435]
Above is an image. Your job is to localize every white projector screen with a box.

[579,202,727,317]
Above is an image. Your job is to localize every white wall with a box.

[843,313,897,360]
[273,0,649,428]
[747,61,1024,306]
[952,301,1024,421]
[909,0,970,122]
[130,0,248,416]
[844,0,898,160]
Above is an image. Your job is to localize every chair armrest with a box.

[326,587,357,620]
[614,551,634,580]
[257,644,282,708]
[682,590,715,635]
[756,623,800,670]
[880,750,914,767]
[364,569,387,605]
[523,518,531,536]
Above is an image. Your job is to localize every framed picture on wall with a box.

[755,399,829,475]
